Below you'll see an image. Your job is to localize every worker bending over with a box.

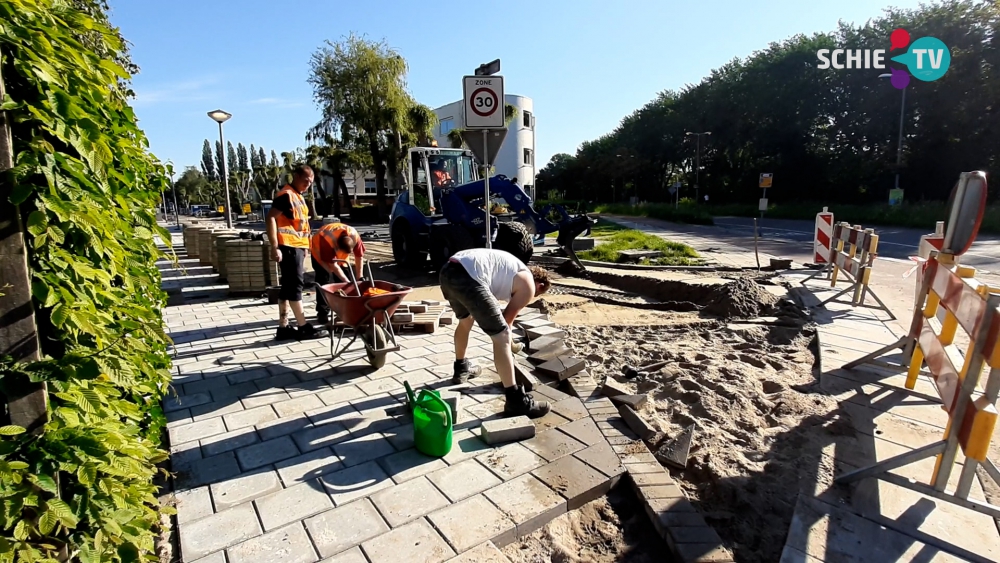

[440,248,552,419]
[310,222,366,325]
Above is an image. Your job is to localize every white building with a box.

[432,94,537,198]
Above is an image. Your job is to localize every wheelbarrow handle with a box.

[327,258,361,295]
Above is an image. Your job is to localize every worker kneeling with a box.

[440,248,552,419]
[310,222,366,326]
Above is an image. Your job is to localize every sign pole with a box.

[483,129,491,249]
[761,187,767,220]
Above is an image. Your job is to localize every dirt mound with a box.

[702,277,779,319]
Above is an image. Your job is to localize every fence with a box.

[801,221,894,319]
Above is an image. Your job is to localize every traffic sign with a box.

[460,128,507,165]
[475,59,501,76]
[759,173,773,188]
[759,198,768,211]
[463,75,505,129]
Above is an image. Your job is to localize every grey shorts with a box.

[439,261,508,336]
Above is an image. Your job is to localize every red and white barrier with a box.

[814,207,834,263]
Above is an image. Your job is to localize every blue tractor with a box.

[389,147,594,270]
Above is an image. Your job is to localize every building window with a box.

[440,117,454,135]
[523,148,533,165]
[523,111,532,128]
[364,179,376,194]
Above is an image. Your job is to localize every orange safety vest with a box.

[274,185,310,248]
[310,222,364,271]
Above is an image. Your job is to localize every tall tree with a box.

[201,139,216,181]
[237,142,249,173]
[215,140,225,183]
[227,141,238,179]
[250,143,260,170]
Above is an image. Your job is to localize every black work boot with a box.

[503,384,550,419]
[296,323,328,340]
[316,312,329,326]
[275,325,298,341]
[452,359,482,384]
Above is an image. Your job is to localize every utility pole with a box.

[686,131,711,203]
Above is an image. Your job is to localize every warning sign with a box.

[463,75,505,129]
[759,173,773,188]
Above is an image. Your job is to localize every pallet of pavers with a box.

[331,300,450,334]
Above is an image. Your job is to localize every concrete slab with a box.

[304,499,389,559]
[444,541,511,563]
[532,455,609,510]
[370,476,450,528]
[427,458,502,502]
[226,522,318,563]
[378,447,448,484]
[254,479,334,531]
[477,443,547,481]
[210,470,282,511]
[179,503,262,561]
[320,460,393,506]
[483,473,567,537]
[361,518,455,563]
[428,495,517,552]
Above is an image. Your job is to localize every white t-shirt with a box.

[451,248,530,302]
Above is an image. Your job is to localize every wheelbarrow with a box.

[317,259,412,368]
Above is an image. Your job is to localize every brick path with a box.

[158,232,624,563]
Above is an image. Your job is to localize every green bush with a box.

[593,202,714,226]
[0,2,173,561]
[577,230,701,266]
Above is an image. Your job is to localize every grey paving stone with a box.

[338,408,404,437]
[333,433,396,468]
[441,429,490,466]
[378,448,448,484]
[210,470,282,511]
[304,499,389,558]
[358,377,403,396]
[256,373,301,391]
[443,541,510,563]
[175,452,242,489]
[190,400,246,422]
[617,404,656,441]
[319,546,367,563]
[223,405,278,431]
[480,416,535,445]
[170,417,227,446]
[275,448,344,486]
[557,417,604,446]
[292,421,354,453]
[574,442,626,480]
[383,425,415,451]
[532,455,609,510]
[307,402,360,425]
[184,375,233,396]
[242,388,291,409]
[477,442,547,482]
[370,477,450,528]
[321,460,394,506]
[427,495,516,553]
[226,522,318,563]
[318,384,366,406]
[209,382,260,403]
[631,470,675,487]
[521,429,586,463]
[227,368,271,385]
[164,392,212,413]
[255,479,334,531]
[525,325,566,341]
[189,552,227,563]
[427,459,502,503]
[396,357,433,372]
[362,517,455,563]
[257,415,311,441]
[235,436,300,470]
[179,503,262,561]
[201,427,260,457]
[174,486,213,525]
[550,397,588,421]
[483,473,567,537]
[273,394,325,418]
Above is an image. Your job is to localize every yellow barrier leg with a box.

[962,397,998,462]
[939,311,958,346]
[830,240,845,286]
[931,418,953,485]
[906,346,924,389]
[923,291,940,319]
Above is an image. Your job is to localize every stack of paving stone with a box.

[183,225,206,258]
[197,228,220,266]
[225,239,269,295]
[262,235,280,287]
[208,230,239,271]
[213,232,242,281]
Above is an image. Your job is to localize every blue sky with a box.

[110,0,925,175]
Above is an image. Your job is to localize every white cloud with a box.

[132,78,218,107]
[248,97,306,109]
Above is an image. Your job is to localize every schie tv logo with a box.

[817,28,951,89]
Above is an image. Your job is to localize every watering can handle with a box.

[417,390,452,428]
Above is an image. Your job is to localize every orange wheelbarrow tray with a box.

[318,280,412,368]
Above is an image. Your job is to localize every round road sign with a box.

[470,87,499,117]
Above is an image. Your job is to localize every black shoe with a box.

[316,313,329,326]
[503,384,550,419]
[275,325,298,341]
[452,359,483,384]
[297,323,328,340]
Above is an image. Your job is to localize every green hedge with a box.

[0,2,173,561]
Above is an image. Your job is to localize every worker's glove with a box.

[511,341,524,355]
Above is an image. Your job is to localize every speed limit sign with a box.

[463,75,504,128]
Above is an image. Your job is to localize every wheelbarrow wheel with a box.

[363,325,390,369]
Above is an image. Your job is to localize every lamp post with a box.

[685,131,711,203]
[878,74,906,191]
[207,109,233,228]
[166,160,180,227]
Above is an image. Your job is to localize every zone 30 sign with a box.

[463,75,505,129]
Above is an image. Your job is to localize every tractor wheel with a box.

[391,222,424,268]
[429,225,474,270]
[495,221,534,264]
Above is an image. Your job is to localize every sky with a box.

[109,0,926,175]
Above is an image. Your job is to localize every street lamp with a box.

[878,74,906,191]
[685,131,711,203]
[166,160,180,227]
[207,109,234,228]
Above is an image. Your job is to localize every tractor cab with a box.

[405,147,478,217]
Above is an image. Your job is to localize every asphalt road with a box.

[715,216,1000,273]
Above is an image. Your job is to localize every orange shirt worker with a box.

[310,222,366,325]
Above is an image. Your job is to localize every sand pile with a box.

[702,277,779,318]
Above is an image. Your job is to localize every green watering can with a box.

[404,381,453,457]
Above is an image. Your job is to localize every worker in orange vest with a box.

[266,164,328,341]
[310,222,366,325]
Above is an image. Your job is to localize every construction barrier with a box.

[839,254,1000,518]
[813,207,834,264]
[906,221,946,308]
[802,221,894,319]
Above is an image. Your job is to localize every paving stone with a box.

[302,499,388,557]
[175,452,242,489]
[631,470,675,487]
[601,377,631,398]
[549,397,588,421]
[319,546,367,563]
[321,460,393,506]
[557,417,604,446]
[184,375,234,396]
[272,394,325,418]
[170,417,227,445]
[640,483,687,501]
[525,325,566,341]
[255,479,334,531]
[333,433,396,467]
[532,455,609,510]
[275,448,344,486]
[362,517,455,563]
[617,404,656,441]
[291,421,351,452]
[536,356,586,381]
[227,368,273,385]
[210,470,282,511]
[179,503,262,561]
[516,318,554,330]
[478,442,547,481]
[427,458,502,502]
[383,425,415,451]
[527,345,571,363]
[615,445,658,465]
[428,495,516,552]
[257,415,311,441]
[339,408,404,436]
[674,543,735,562]
[521,429,586,462]
[397,357,434,372]
[235,436,300,470]
[442,429,490,466]
[174,486,213,525]
[171,440,202,466]
[627,461,667,475]
[443,541,510,563]
[609,393,648,410]
[358,377,401,396]
[226,522,318,563]
[223,405,278,431]
[189,552,227,563]
[201,427,260,457]
[655,424,695,469]
[210,382,260,403]
[512,363,539,392]
[481,416,535,445]
[242,388,291,409]
[574,442,626,480]
[483,473,566,537]
[164,392,212,413]
[370,477,450,527]
[378,448,448,484]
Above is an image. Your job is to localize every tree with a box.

[237,142,250,173]
[201,139,216,181]
[174,167,214,206]
[308,33,419,217]
[250,143,260,170]
[215,140,226,183]
[227,141,238,179]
